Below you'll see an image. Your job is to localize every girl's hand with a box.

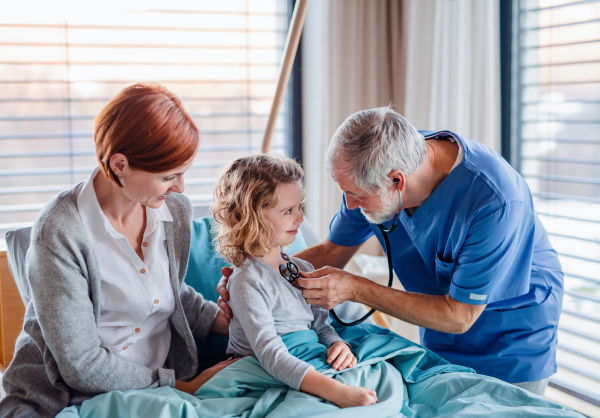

[327,341,357,371]
[175,357,239,395]
[334,385,378,408]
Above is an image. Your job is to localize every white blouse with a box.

[77,167,176,370]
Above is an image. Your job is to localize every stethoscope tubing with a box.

[330,184,401,326]
[329,222,395,326]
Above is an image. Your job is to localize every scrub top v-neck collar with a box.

[382,131,469,234]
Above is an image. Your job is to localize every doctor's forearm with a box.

[354,277,477,334]
[294,239,360,270]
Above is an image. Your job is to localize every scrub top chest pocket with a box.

[435,253,457,294]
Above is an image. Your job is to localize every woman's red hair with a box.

[95,83,199,186]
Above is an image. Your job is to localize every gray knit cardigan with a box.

[0,184,219,418]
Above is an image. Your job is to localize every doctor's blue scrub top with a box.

[328,131,564,383]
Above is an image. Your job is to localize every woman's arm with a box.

[210,310,230,335]
[27,235,174,394]
[175,357,238,395]
[179,282,221,341]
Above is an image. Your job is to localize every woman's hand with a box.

[210,310,230,335]
[333,385,378,408]
[175,357,240,395]
[216,267,234,319]
[327,341,357,371]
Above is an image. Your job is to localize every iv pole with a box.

[259,0,391,329]
[261,0,310,153]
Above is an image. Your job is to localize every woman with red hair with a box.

[0,83,232,418]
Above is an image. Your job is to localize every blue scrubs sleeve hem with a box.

[449,285,488,305]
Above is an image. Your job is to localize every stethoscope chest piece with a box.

[279,253,301,287]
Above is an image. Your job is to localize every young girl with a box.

[212,154,378,408]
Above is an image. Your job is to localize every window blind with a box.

[515,0,600,405]
[0,0,292,250]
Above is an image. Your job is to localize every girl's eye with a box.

[285,209,292,214]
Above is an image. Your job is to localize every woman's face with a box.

[113,154,195,209]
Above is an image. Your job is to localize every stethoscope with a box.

[279,253,302,285]
[280,179,401,327]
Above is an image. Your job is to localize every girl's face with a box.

[264,180,304,248]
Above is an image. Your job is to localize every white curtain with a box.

[302,0,404,239]
[403,0,501,151]
[302,0,501,238]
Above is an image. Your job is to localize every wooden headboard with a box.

[0,251,25,372]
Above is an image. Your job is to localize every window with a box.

[0,0,294,250]
[509,0,600,405]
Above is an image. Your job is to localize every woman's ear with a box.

[109,153,129,177]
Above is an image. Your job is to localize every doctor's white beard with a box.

[360,191,400,225]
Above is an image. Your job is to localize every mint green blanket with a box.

[57,324,582,417]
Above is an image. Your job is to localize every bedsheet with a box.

[56,324,582,418]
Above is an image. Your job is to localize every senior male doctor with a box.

[218,107,564,396]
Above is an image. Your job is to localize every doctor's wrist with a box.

[349,273,370,305]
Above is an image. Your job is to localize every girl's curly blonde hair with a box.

[212,154,304,267]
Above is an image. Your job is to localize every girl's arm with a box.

[229,272,378,408]
[299,258,348,349]
[228,274,313,390]
[310,306,356,370]
[310,305,344,346]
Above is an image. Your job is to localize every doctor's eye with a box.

[163,175,176,182]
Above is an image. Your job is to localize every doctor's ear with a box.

[387,170,405,189]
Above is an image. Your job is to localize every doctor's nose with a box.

[345,195,360,210]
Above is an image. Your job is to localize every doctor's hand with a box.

[296,267,362,310]
[216,267,234,320]
[327,341,357,371]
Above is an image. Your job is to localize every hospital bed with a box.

[0,218,584,417]
[0,216,386,372]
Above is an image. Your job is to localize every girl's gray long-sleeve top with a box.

[0,184,219,418]
[226,256,344,390]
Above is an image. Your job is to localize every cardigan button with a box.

[143,242,148,247]
[140,269,146,274]
[154,299,159,304]
[135,328,140,333]
[123,346,128,350]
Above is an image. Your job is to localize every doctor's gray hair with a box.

[326,106,426,194]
